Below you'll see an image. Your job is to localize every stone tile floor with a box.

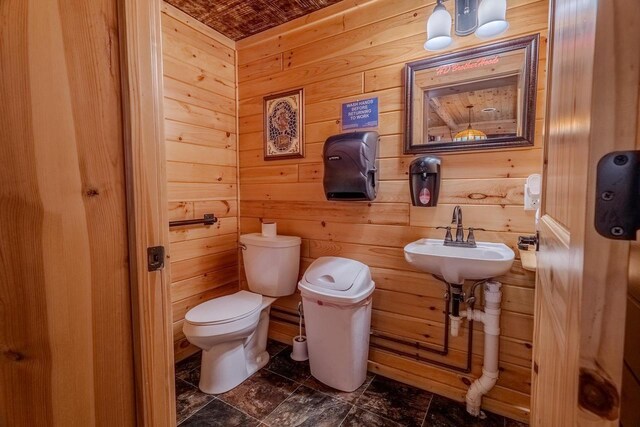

[175,340,528,427]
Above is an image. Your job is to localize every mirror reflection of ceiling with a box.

[426,76,519,141]
[166,0,344,40]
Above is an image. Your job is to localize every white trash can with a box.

[298,256,375,392]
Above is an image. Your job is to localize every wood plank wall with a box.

[161,3,240,362]
[0,0,136,425]
[236,0,548,421]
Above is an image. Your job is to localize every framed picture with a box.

[263,88,304,160]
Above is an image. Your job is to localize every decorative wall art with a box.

[263,89,304,160]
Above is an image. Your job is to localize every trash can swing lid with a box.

[298,256,375,303]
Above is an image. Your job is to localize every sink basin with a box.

[404,239,515,284]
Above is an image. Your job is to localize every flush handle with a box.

[595,151,640,240]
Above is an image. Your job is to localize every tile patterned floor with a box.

[175,340,529,427]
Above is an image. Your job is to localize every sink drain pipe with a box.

[450,281,502,417]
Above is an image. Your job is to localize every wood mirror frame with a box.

[404,34,539,154]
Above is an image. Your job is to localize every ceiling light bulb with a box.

[475,0,509,39]
[424,0,453,51]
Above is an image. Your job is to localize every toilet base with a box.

[198,343,269,394]
[197,301,274,394]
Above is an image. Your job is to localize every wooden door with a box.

[0,0,137,425]
[531,0,640,425]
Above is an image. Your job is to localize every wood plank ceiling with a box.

[165,0,344,40]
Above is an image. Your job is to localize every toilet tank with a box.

[240,233,301,297]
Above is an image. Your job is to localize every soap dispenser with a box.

[409,156,441,207]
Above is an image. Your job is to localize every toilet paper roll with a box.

[262,222,277,237]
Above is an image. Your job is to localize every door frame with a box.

[118,0,176,425]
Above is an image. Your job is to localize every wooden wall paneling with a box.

[166,162,237,183]
[164,77,236,116]
[167,182,236,202]
[240,164,300,184]
[162,34,235,81]
[170,265,239,302]
[161,3,240,362]
[237,0,548,421]
[238,53,284,81]
[239,142,324,168]
[170,250,238,283]
[165,120,237,149]
[166,140,237,165]
[169,202,195,221]
[164,55,236,99]
[241,200,409,225]
[161,14,235,64]
[170,234,238,263]
[280,7,430,71]
[164,98,235,133]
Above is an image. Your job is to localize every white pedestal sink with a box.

[403,238,515,284]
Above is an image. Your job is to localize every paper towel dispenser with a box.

[323,131,379,201]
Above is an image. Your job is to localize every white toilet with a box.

[183,233,301,394]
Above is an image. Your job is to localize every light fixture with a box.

[455,0,479,36]
[475,0,509,39]
[454,105,487,141]
[424,0,452,51]
[424,0,510,52]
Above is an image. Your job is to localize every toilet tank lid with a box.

[299,257,375,302]
[240,233,301,248]
[185,291,262,325]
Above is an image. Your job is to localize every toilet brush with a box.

[290,302,309,361]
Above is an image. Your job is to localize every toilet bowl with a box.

[183,233,301,394]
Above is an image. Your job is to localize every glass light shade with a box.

[424,3,452,51]
[475,0,509,39]
[453,127,487,141]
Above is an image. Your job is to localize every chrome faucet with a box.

[436,206,484,248]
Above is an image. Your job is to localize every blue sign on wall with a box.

[341,97,378,130]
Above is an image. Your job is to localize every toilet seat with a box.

[185,291,262,326]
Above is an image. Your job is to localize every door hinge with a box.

[147,246,165,271]
[595,150,640,240]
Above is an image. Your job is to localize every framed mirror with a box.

[404,34,539,154]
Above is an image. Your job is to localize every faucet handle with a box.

[467,227,477,245]
[436,226,453,242]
